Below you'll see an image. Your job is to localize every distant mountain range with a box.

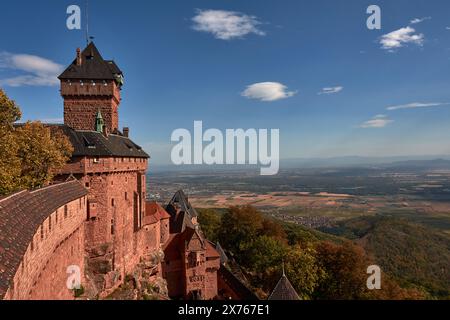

[280,155,450,169]
[151,155,450,172]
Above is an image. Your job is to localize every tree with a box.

[285,245,326,300]
[0,89,21,129]
[261,217,287,241]
[15,122,73,190]
[0,89,22,195]
[218,205,264,258]
[197,208,221,242]
[0,89,73,195]
[314,241,369,300]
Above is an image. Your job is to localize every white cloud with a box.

[387,102,450,111]
[318,86,343,95]
[192,9,265,40]
[0,52,63,87]
[360,115,393,128]
[241,82,297,102]
[380,27,424,51]
[410,17,431,24]
[446,27,450,30]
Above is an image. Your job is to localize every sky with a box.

[1,0,450,165]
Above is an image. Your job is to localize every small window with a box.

[85,182,90,188]
[49,217,52,232]
[111,219,115,235]
[111,198,115,207]
[64,205,68,218]
[40,225,44,240]
[125,192,128,200]
[31,239,34,251]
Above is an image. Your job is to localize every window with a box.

[85,182,90,188]
[125,192,128,200]
[56,210,58,224]
[64,205,68,218]
[49,217,52,232]
[31,239,34,251]
[111,198,115,207]
[41,225,44,240]
[111,219,115,235]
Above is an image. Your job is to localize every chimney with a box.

[123,127,129,138]
[76,48,82,66]
[102,125,109,137]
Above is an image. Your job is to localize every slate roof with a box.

[59,42,122,80]
[216,242,229,265]
[0,181,87,299]
[49,125,149,159]
[218,265,259,301]
[268,274,300,300]
[167,190,198,218]
[165,190,201,234]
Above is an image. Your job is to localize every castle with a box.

[0,43,259,300]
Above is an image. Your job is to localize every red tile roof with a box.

[145,202,171,225]
[0,181,87,299]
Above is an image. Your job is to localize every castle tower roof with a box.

[58,42,122,81]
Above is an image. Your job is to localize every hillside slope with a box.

[321,216,450,298]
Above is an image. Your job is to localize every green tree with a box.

[197,208,221,242]
[285,245,326,300]
[218,205,264,258]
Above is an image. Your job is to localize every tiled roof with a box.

[59,42,122,80]
[268,274,300,300]
[146,202,170,220]
[0,181,87,299]
[48,125,149,159]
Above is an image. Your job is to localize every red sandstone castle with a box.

[0,43,259,300]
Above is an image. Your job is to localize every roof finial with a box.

[282,259,286,276]
[95,110,104,133]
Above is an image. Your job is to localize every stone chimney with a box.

[123,127,129,138]
[102,124,109,137]
[76,48,82,66]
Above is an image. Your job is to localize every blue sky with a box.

[1,0,450,165]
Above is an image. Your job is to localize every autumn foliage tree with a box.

[0,89,73,195]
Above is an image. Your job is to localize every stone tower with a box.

[58,42,124,133]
